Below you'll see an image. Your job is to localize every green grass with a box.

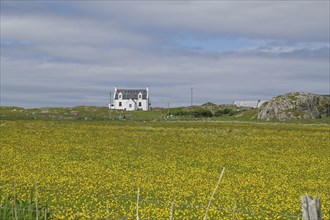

[0,185,50,220]
[1,106,329,125]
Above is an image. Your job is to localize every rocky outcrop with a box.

[258,92,330,121]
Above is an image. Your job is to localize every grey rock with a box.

[258,92,330,121]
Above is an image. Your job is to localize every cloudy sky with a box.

[1,1,329,108]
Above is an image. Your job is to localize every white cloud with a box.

[2,47,328,107]
[1,1,329,108]
[75,1,329,41]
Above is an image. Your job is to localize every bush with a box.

[214,108,238,117]
[170,108,189,116]
[190,109,213,118]
[229,110,238,116]
[213,110,223,117]
[222,108,232,114]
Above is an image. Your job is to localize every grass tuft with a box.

[0,185,50,220]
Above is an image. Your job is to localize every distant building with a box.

[233,100,267,108]
[110,87,150,111]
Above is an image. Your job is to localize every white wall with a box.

[111,88,150,111]
[126,99,137,111]
[113,99,149,111]
[233,100,268,108]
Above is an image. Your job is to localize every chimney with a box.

[146,86,149,99]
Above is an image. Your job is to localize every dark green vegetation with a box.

[0,185,50,220]
[1,105,329,124]
[0,105,249,120]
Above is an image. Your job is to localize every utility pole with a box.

[109,91,112,119]
[168,102,170,118]
[191,88,193,106]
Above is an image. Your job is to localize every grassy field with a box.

[1,118,329,219]
[1,106,329,124]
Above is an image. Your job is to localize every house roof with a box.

[115,89,147,100]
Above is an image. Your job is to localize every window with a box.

[118,94,122,99]
[129,104,132,108]
[138,94,142,99]
[139,102,142,107]
[119,102,122,107]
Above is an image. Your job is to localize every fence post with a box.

[302,195,322,220]
[136,188,140,220]
[203,167,225,220]
[170,189,176,220]
[106,202,110,220]
[35,182,39,220]
[232,202,236,219]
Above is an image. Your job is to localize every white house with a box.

[233,100,268,108]
[110,87,150,111]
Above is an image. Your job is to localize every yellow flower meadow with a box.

[1,120,329,219]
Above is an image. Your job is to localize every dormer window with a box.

[118,93,122,99]
[138,93,142,99]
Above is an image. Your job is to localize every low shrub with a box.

[190,109,213,117]
[0,185,50,219]
[214,108,239,117]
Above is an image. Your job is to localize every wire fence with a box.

[110,195,302,219]
[0,194,302,220]
[1,171,320,220]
